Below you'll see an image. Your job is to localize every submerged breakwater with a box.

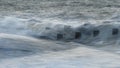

[27,20,120,45]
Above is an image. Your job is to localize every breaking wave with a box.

[0,16,120,58]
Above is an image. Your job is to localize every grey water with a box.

[0,0,120,68]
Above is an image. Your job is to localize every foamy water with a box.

[1,0,120,67]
